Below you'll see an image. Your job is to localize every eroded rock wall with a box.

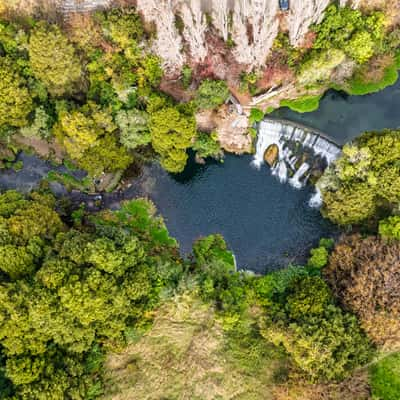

[136,0,356,72]
[288,0,331,46]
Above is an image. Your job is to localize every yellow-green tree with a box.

[0,58,33,128]
[29,23,83,96]
[150,106,196,173]
[54,103,131,176]
[320,129,400,225]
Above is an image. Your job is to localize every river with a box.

[1,80,399,273]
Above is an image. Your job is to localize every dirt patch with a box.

[273,370,371,400]
[13,135,66,163]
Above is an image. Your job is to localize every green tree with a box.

[312,5,385,64]
[116,109,151,150]
[307,246,329,269]
[285,276,332,320]
[192,131,223,160]
[259,272,372,382]
[54,103,131,176]
[150,106,196,173]
[78,134,132,177]
[29,23,83,96]
[263,306,372,382]
[20,107,51,139]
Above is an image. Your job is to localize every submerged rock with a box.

[264,144,279,167]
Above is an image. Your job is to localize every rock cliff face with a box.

[134,0,345,73]
[288,0,331,46]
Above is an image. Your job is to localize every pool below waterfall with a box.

[1,79,400,273]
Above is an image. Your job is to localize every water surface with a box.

[1,80,400,272]
[273,79,400,144]
[126,155,335,273]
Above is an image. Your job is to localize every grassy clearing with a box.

[280,94,322,113]
[102,293,285,400]
[369,352,400,400]
[47,170,92,192]
[333,53,400,96]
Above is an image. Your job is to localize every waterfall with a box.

[252,119,341,203]
[289,162,310,189]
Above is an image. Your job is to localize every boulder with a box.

[264,144,279,167]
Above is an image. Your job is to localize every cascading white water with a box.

[289,162,310,189]
[252,119,342,205]
[252,120,283,168]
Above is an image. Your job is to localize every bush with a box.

[307,246,329,269]
[369,353,400,400]
[196,79,230,110]
[379,216,400,240]
[249,108,264,124]
[192,131,223,160]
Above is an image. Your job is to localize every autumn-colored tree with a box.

[324,234,400,349]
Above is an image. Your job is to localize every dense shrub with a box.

[196,79,230,110]
[379,215,400,240]
[369,353,400,400]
